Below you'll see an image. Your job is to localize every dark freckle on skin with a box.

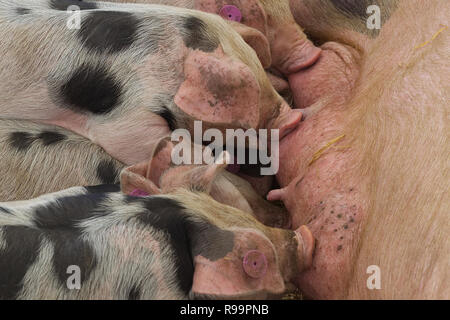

[337,245,343,251]
[320,201,324,205]
[340,236,344,240]
[331,210,334,214]
[343,224,348,230]
[350,188,354,192]
[349,217,354,223]
[334,229,337,232]
[337,214,342,219]
[320,226,324,230]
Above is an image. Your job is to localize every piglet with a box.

[0,178,314,300]
[120,138,291,229]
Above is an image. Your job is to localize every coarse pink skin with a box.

[288,42,361,110]
[270,116,365,299]
[267,19,363,300]
[175,45,304,139]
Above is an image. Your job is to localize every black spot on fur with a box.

[155,108,177,131]
[330,0,369,19]
[30,192,109,285]
[37,131,67,146]
[58,64,122,114]
[135,197,234,294]
[0,206,11,214]
[127,284,141,300]
[33,193,109,229]
[8,132,35,151]
[49,0,97,11]
[0,226,42,299]
[47,229,98,285]
[133,197,193,293]
[16,7,31,15]
[9,131,67,150]
[84,184,121,194]
[188,219,235,262]
[79,11,140,54]
[96,160,120,185]
[181,17,219,52]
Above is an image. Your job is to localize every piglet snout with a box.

[294,225,316,271]
[268,102,303,140]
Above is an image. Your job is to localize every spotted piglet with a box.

[0,0,302,165]
[120,138,291,229]
[0,175,315,299]
[101,0,323,88]
[0,119,125,201]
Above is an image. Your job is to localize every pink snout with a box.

[288,69,315,110]
[281,42,322,75]
[295,225,315,271]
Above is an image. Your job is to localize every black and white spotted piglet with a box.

[0,184,315,300]
[0,119,125,201]
[0,0,295,166]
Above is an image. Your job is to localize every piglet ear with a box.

[120,137,174,196]
[120,161,161,196]
[229,21,272,69]
[174,47,260,130]
[146,137,174,187]
[189,152,230,193]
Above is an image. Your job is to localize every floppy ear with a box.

[146,137,174,187]
[188,152,230,193]
[120,137,174,196]
[174,47,260,130]
[228,21,272,69]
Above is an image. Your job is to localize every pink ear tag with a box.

[243,250,268,279]
[219,5,242,23]
[129,189,150,197]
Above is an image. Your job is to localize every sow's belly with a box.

[275,103,368,299]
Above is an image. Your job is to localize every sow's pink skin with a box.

[267,0,450,300]
[266,26,365,300]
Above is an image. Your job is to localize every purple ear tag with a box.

[129,189,150,197]
[243,250,268,279]
[220,5,242,23]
